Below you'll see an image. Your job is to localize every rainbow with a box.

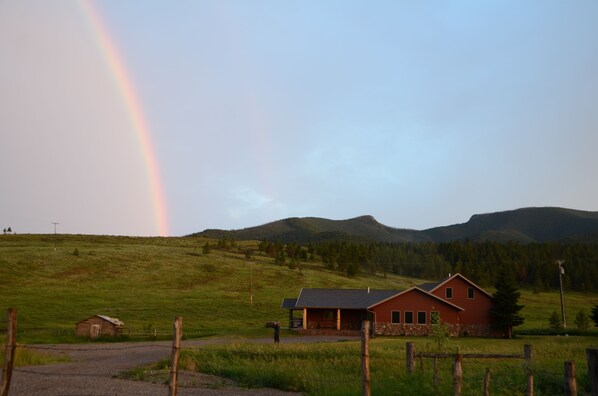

[79,1,169,236]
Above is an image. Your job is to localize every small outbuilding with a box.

[75,315,124,339]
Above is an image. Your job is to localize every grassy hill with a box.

[194,207,598,243]
[1,234,597,343]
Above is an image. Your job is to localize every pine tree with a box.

[574,310,590,333]
[490,269,524,338]
[548,311,563,332]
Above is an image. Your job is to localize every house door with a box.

[90,324,101,338]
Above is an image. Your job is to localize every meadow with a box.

[123,335,597,395]
[1,234,597,343]
[2,234,598,393]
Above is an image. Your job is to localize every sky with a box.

[1,1,598,237]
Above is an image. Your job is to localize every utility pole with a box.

[250,261,253,305]
[557,259,566,329]
[52,222,59,252]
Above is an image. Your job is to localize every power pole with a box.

[51,222,60,252]
[557,260,566,329]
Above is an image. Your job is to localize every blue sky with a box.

[1,1,598,236]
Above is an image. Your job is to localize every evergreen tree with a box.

[490,269,524,338]
[548,311,563,332]
[574,310,590,333]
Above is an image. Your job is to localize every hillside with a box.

[197,215,427,243]
[0,234,423,343]
[1,234,597,344]
[422,207,598,242]
[194,207,598,243]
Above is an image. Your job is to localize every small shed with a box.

[75,315,124,339]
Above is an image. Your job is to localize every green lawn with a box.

[1,234,597,344]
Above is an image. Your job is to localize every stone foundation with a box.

[374,322,460,337]
[299,329,361,336]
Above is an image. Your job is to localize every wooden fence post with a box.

[453,353,463,396]
[169,316,183,396]
[406,341,415,375]
[361,320,370,396]
[587,348,598,396]
[1,308,17,396]
[564,360,577,396]
[483,368,490,396]
[525,344,533,396]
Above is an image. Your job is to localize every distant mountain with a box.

[192,207,598,243]
[196,215,428,244]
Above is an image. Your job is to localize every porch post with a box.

[303,308,307,330]
[337,308,341,330]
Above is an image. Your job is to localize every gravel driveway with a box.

[2,336,357,395]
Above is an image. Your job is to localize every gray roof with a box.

[281,298,298,309]
[417,282,440,292]
[294,288,400,309]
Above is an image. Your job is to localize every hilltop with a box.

[194,207,598,243]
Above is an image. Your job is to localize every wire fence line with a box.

[4,313,598,396]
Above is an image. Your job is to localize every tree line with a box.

[257,239,598,292]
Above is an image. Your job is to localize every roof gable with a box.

[424,273,493,299]
[369,287,465,311]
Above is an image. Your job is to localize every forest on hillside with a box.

[255,239,598,292]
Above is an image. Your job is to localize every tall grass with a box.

[0,344,70,366]
[180,336,598,395]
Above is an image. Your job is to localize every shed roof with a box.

[77,315,124,326]
[295,288,400,309]
[97,315,124,326]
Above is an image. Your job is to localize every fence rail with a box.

[0,308,184,396]
[3,313,598,396]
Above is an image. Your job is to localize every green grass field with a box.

[1,234,597,344]
[127,335,598,395]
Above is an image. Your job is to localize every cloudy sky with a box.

[1,1,597,236]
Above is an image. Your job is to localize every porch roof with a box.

[281,298,299,309]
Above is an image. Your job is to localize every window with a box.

[404,311,414,324]
[417,312,426,324]
[431,311,440,324]
[324,310,334,320]
[445,287,453,299]
[467,287,475,299]
[391,311,401,324]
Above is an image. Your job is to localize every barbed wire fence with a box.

[3,310,598,396]
[0,308,182,396]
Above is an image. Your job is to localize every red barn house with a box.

[282,273,496,337]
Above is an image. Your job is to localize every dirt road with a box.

[2,336,357,395]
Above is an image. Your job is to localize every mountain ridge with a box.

[193,207,598,243]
